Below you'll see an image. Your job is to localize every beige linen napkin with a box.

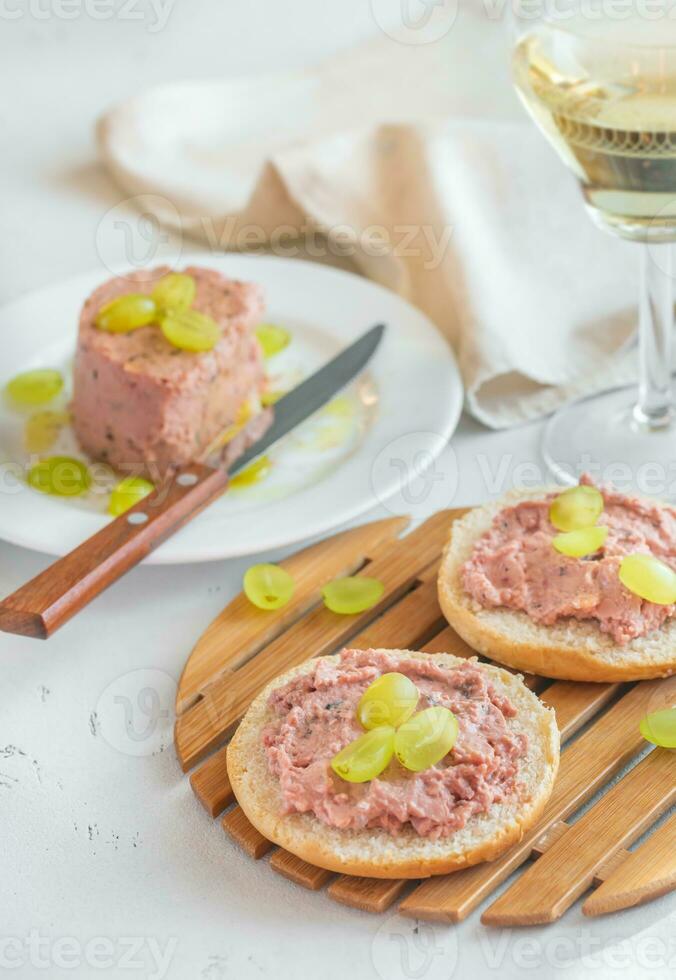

[97,6,639,429]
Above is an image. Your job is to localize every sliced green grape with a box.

[160,309,220,352]
[108,476,155,517]
[331,726,395,783]
[243,563,295,610]
[230,455,271,489]
[235,400,253,426]
[639,708,676,748]
[95,294,157,333]
[323,396,354,419]
[6,369,64,407]
[256,323,291,358]
[151,273,196,312]
[552,525,608,558]
[24,411,70,453]
[322,577,385,615]
[394,706,458,772]
[261,387,287,407]
[303,413,353,452]
[27,456,91,497]
[549,485,604,532]
[213,400,254,448]
[619,554,676,605]
[357,672,419,731]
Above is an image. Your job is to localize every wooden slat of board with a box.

[531,823,632,881]
[399,676,675,923]
[189,745,233,817]
[540,681,620,740]
[593,848,632,885]
[176,510,455,770]
[530,820,569,856]
[483,748,676,925]
[527,821,634,880]
[421,625,477,659]
[345,572,445,654]
[326,818,603,916]
[328,818,642,918]
[269,850,334,891]
[222,806,273,860]
[328,875,410,913]
[583,811,676,917]
[176,516,409,713]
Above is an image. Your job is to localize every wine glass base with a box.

[542,384,676,497]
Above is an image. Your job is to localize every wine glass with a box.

[511,3,676,492]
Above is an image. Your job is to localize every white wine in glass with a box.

[511,9,676,490]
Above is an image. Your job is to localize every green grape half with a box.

[95,294,157,333]
[151,273,196,312]
[323,395,354,419]
[6,369,64,407]
[108,476,155,516]
[331,726,395,783]
[549,485,604,532]
[357,673,419,730]
[639,708,676,748]
[24,410,70,453]
[394,707,458,772]
[160,309,220,352]
[256,323,291,358]
[619,554,676,605]
[28,456,91,497]
[243,563,295,610]
[552,525,608,558]
[322,577,385,615]
[261,387,287,407]
[230,455,271,489]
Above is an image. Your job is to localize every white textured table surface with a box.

[1,3,673,979]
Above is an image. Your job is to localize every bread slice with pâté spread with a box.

[438,487,676,683]
[227,648,559,879]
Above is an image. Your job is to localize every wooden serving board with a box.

[174,509,676,924]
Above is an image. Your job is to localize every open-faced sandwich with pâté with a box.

[439,477,676,682]
[228,647,559,878]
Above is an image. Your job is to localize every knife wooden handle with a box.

[0,463,229,639]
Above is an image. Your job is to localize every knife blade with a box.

[228,322,385,475]
[0,323,386,638]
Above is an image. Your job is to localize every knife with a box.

[0,323,385,639]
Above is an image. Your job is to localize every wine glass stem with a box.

[635,243,675,430]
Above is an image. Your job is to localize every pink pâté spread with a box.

[462,478,676,645]
[262,649,527,839]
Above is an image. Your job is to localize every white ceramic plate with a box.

[0,254,462,564]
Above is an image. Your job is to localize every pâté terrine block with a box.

[71,266,270,478]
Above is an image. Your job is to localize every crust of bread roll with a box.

[227,649,559,879]
[438,488,676,683]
